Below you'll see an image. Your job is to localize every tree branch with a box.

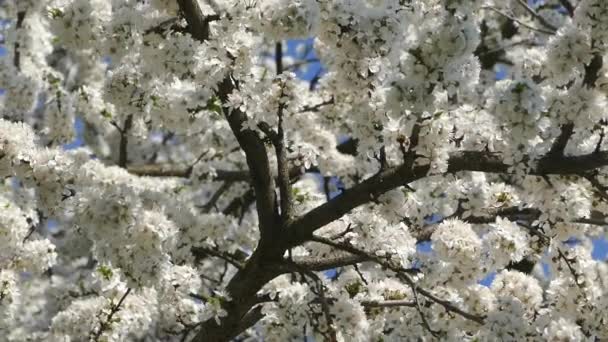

[177,2,284,341]
[178,1,280,241]
[515,0,558,32]
[285,262,338,341]
[583,173,608,202]
[273,42,294,224]
[558,0,574,17]
[583,52,603,88]
[360,299,416,308]
[292,253,368,271]
[127,163,256,183]
[481,6,556,35]
[309,235,485,325]
[192,246,245,270]
[549,123,574,156]
[413,205,608,243]
[90,288,132,341]
[222,188,256,217]
[287,150,608,246]
[176,0,212,41]
[557,248,585,292]
[13,11,26,70]
[199,182,232,212]
[297,98,335,113]
[110,115,133,168]
[219,79,279,240]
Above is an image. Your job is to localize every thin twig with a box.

[594,121,606,154]
[476,39,535,57]
[286,262,338,341]
[285,58,321,71]
[481,6,556,35]
[90,288,132,341]
[353,263,368,285]
[22,210,43,243]
[557,248,584,291]
[143,17,180,35]
[199,182,233,212]
[360,299,416,308]
[583,173,608,202]
[309,235,485,325]
[296,98,335,113]
[192,246,245,270]
[515,0,559,32]
[411,283,441,337]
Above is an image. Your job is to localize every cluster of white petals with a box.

[0,0,607,340]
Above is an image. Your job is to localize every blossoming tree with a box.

[1,0,607,340]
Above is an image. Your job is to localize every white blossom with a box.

[0,0,606,340]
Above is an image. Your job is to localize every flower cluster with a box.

[1,0,608,340]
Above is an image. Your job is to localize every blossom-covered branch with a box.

[287,150,608,246]
[2,0,608,341]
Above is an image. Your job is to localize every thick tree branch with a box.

[293,203,607,275]
[110,115,133,168]
[127,164,252,182]
[287,150,608,246]
[292,253,368,271]
[583,52,603,88]
[236,305,265,336]
[558,0,574,17]
[176,0,212,41]
[549,123,574,156]
[127,161,308,183]
[192,253,284,342]
[127,164,192,177]
[13,11,26,70]
[177,2,284,341]
[143,17,180,35]
[178,0,279,239]
[274,42,294,223]
[219,79,279,240]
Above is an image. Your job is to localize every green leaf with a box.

[101,109,112,119]
[205,96,222,115]
[48,8,64,19]
[495,192,511,204]
[512,82,527,94]
[383,289,407,300]
[97,265,113,280]
[345,281,363,298]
